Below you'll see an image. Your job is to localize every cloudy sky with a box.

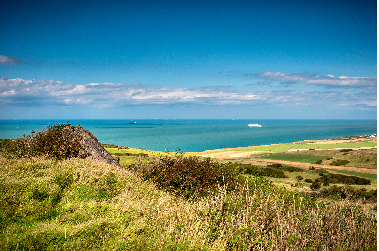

[0,0,377,119]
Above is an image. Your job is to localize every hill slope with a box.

[0,155,376,250]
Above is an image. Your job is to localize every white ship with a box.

[248,124,262,127]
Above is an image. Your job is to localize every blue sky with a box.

[0,0,377,119]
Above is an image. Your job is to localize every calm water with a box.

[0,119,376,152]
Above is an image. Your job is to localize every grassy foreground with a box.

[1,155,377,250]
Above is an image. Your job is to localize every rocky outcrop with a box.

[77,128,122,168]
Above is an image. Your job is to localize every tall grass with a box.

[0,154,376,250]
[204,180,377,250]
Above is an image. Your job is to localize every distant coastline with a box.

[0,119,377,152]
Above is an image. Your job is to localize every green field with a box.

[293,141,377,150]
[260,152,328,164]
[323,168,377,179]
[234,143,295,152]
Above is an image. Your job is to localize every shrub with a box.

[259,168,286,178]
[267,163,281,168]
[330,159,350,166]
[233,163,287,178]
[315,160,322,164]
[314,172,371,186]
[309,166,315,170]
[345,178,355,185]
[315,169,328,176]
[313,185,377,202]
[340,149,353,152]
[267,164,303,172]
[296,176,303,181]
[356,177,371,185]
[310,182,321,190]
[304,179,313,183]
[0,122,82,159]
[128,155,239,199]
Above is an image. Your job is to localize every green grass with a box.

[105,147,178,166]
[323,168,377,180]
[234,143,295,152]
[0,153,377,250]
[0,155,213,250]
[260,152,329,164]
[293,141,377,150]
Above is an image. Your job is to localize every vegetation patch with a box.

[235,143,295,152]
[260,152,329,164]
[307,168,372,186]
[323,168,377,179]
[128,155,240,199]
[293,141,377,150]
[306,185,377,201]
[330,159,350,166]
[266,163,304,172]
[0,153,377,250]
[0,122,82,159]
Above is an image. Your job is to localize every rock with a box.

[77,127,122,168]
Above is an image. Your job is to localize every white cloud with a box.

[0,55,22,65]
[0,77,376,111]
[255,72,377,90]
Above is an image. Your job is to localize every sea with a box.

[0,119,377,152]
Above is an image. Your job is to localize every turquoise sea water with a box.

[0,119,377,152]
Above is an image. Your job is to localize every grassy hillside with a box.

[0,154,377,250]
[0,126,376,250]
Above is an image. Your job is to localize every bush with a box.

[314,171,371,186]
[345,178,355,185]
[259,168,286,178]
[310,182,321,190]
[315,185,377,201]
[267,164,303,172]
[330,159,350,166]
[340,149,353,152]
[0,122,82,159]
[304,179,313,183]
[315,169,328,176]
[315,160,322,164]
[128,155,239,199]
[233,163,287,178]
